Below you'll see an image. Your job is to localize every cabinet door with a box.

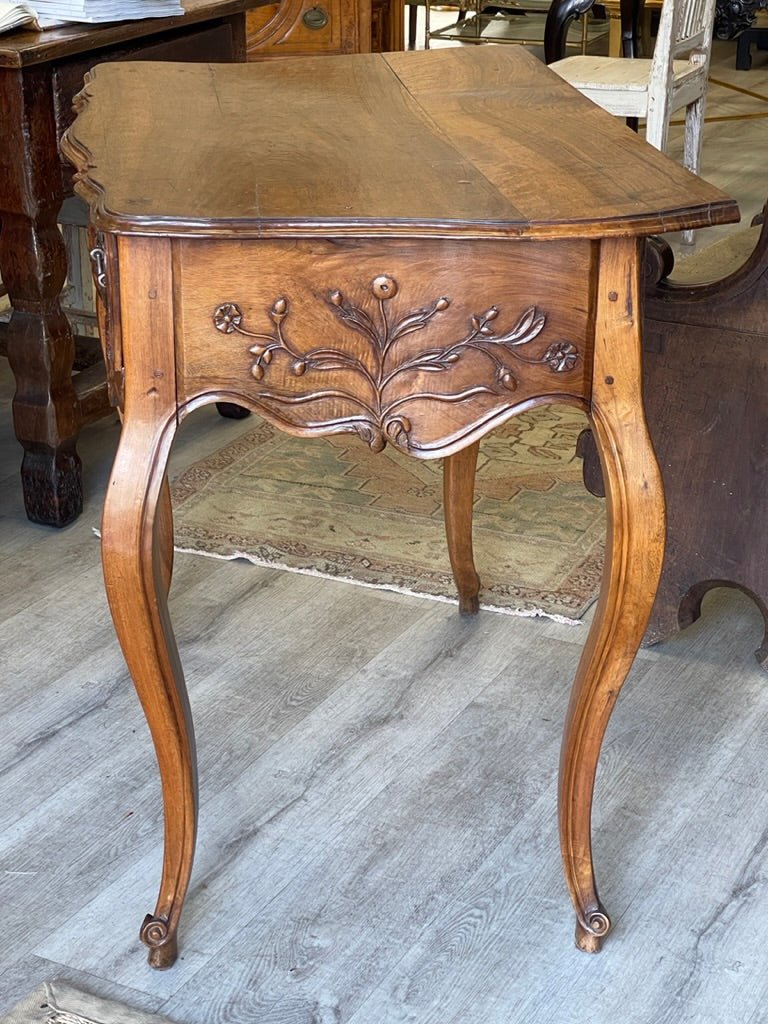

[246,0,370,56]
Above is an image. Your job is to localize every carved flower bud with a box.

[263,350,272,364]
[484,307,499,321]
[252,365,264,381]
[273,298,287,315]
[249,344,266,357]
[446,353,460,363]
[498,370,517,390]
[330,290,343,306]
[435,297,450,311]
[372,275,398,300]
[292,360,306,376]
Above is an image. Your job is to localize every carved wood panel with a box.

[175,237,594,456]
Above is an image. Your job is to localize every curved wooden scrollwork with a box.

[213,275,579,454]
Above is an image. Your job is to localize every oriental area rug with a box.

[171,404,605,623]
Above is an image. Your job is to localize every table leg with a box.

[0,66,86,526]
[102,417,195,969]
[101,236,194,969]
[443,441,481,614]
[559,236,665,951]
[1,208,82,526]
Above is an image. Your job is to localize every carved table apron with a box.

[61,50,738,968]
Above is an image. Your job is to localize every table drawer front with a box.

[175,238,594,457]
[246,0,357,57]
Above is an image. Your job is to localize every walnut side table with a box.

[62,49,738,967]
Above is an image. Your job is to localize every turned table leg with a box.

[559,237,665,951]
[443,440,481,615]
[0,69,83,527]
[1,207,82,526]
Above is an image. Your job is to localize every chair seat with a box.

[550,0,715,244]
[551,54,702,91]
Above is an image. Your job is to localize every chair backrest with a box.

[646,0,716,148]
[650,0,716,73]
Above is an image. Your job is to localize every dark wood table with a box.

[0,0,258,527]
[62,48,737,968]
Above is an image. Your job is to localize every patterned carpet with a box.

[172,404,605,622]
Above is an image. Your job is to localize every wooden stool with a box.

[62,48,736,968]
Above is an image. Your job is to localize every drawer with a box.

[246,0,364,57]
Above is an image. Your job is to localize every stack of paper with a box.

[32,0,183,22]
[0,1,40,32]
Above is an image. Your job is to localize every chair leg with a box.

[643,105,670,153]
[681,96,706,246]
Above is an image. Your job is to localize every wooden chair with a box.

[548,0,716,241]
[545,0,645,61]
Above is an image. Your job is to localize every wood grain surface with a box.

[61,48,739,238]
[4,351,768,1021]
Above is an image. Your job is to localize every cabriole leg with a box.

[559,236,665,952]
[101,236,194,968]
[102,417,195,969]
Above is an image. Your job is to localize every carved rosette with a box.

[212,276,579,453]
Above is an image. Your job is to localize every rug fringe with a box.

[93,527,584,626]
[172,543,584,627]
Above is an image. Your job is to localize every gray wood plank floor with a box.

[2,47,768,1024]
[4,382,768,1024]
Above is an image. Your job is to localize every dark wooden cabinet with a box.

[246,0,402,58]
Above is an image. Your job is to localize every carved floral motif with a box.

[212,276,579,452]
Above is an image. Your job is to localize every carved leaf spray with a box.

[213,275,578,452]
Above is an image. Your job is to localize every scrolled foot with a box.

[140,914,179,969]
[574,908,611,953]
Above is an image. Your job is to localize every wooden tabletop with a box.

[62,47,740,240]
[0,0,259,68]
